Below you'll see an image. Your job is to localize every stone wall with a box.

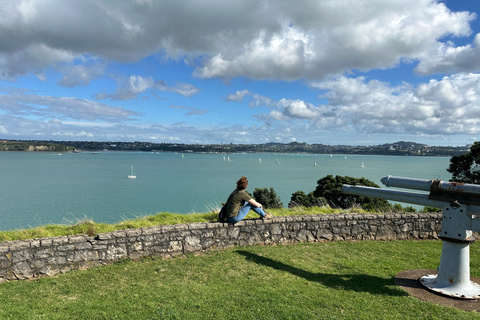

[0,213,442,282]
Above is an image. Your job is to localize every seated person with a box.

[225,176,273,224]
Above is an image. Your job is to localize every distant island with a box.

[0,139,470,157]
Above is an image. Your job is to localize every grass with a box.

[0,240,479,319]
[0,206,351,242]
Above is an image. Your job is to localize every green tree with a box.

[447,142,480,184]
[314,175,392,211]
[288,190,326,208]
[253,187,283,209]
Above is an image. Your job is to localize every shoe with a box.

[263,213,273,219]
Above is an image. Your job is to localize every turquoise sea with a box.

[0,151,451,231]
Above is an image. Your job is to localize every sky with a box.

[1,0,480,146]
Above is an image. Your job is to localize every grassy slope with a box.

[0,207,348,242]
[1,240,479,319]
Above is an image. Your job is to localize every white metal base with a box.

[420,274,480,299]
[420,241,480,299]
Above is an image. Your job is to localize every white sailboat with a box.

[361,162,365,168]
[314,162,317,167]
[127,165,136,179]
[259,158,262,163]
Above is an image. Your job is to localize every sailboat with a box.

[314,162,317,167]
[127,165,136,179]
[361,162,365,168]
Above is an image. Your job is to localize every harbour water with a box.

[0,151,451,231]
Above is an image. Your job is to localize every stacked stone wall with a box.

[0,213,442,282]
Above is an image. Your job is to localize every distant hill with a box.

[0,139,469,156]
[0,140,74,152]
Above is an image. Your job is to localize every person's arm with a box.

[248,198,262,208]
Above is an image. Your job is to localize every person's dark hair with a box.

[236,176,248,190]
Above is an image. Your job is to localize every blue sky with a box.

[1,0,480,146]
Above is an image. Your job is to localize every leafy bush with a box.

[314,175,392,211]
[253,187,283,209]
[288,190,326,208]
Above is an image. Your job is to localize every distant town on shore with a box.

[0,139,471,157]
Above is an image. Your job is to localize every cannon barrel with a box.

[341,185,448,208]
[381,175,480,195]
[342,175,480,214]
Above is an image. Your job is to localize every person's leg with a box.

[227,202,266,223]
[248,204,266,217]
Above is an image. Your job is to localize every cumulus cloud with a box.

[226,90,276,108]
[221,73,480,139]
[277,73,480,135]
[415,33,480,75]
[226,90,251,102]
[0,0,476,81]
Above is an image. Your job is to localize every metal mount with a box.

[342,176,480,300]
[420,203,480,299]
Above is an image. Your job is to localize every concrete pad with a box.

[395,269,480,312]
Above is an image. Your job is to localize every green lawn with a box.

[1,240,479,319]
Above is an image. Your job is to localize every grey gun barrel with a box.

[381,175,480,195]
[342,175,480,214]
[341,185,449,208]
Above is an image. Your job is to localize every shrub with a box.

[314,175,392,211]
[253,187,283,209]
[288,190,326,208]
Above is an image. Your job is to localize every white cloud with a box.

[283,100,320,119]
[286,73,480,135]
[155,81,200,98]
[94,75,154,101]
[0,0,476,81]
[415,33,480,75]
[226,90,251,102]
[0,89,139,121]
[226,89,276,108]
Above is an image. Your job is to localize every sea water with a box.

[0,151,451,231]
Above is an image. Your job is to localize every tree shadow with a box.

[236,250,408,297]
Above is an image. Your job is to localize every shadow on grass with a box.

[236,250,408,297]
